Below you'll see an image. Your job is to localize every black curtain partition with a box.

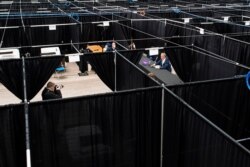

[220,38,250,67]
[79,15,114,43]
[82,52,115,90]
[0,28,22,47]
[119,50,145,65]
[82,23,103,42]
[193,23,250,34]
[231,35,250,43]
[166,47,193,82]
[81,51,157,91]
[193,35,250,67]
[0,56,63,101]
[0,59,24,100]
[131,20,166,48]
[116,54,158,91]
[195,35,222,56]
[0,17,80,48]
[29,87,162,167]
[112,21,132,47]
[166,47,247,82]
[130,14,153,48]
[27,25,77,46]
[165,23,179,38]
[25,56,64,100]
[170,78,250,140]
[0,104,26,167]
[145,20,166,46]
[163,88,250,167]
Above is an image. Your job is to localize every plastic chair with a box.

[55,66,65,78]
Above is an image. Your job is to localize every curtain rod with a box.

[237,137,250,142]
[167,75,245,88]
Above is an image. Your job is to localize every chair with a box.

[55,66,65,78]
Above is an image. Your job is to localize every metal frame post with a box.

[22,57,31,167]
[114,51,117,91]
[160,84,165,167]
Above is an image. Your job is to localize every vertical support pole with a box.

[114,51,117,92]
[160,85,165,167]
[80,23,83,34]
[192,43,194,55]
[22,57,31,167]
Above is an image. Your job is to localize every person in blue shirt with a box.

[104,42,116,52]
[153,52,172,72]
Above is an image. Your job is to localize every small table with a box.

[87,45,103,53]
[139,56,183,86]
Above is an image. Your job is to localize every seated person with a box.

[104,42,116,52]
[42,81,63,100]
[111,42,116,51]
[152,52,172,72]
[128,42,136,50]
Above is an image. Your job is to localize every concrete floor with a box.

[0,63,112,106]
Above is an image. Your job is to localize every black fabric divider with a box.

[231,35,250,43]
[123,12,250,68]
[163,88,250,167]
[0,59,23,100]
[81,51,157,91]
[166,47,247,82]
[220,38,250,67]
[179,34,250,67]
[0,28,22,47]
[27,24,80,46]
[79,15,112,23]
[25,56,64,100]
[165,22,179,38]
[82,52,115,90]
[128,14,154,48]
[1,17,80,47]
[0,104,26,167]
[166,47,193,82]
[82,23,108,42]
[80,14,114,42]
[23,16,75,25]
[0,56,63,101]
[119,50,145,64]
[29,87,162,167]
[195,35,222,55]
[116,53,158,91]
[129,15,167,47]
[193,23,250,34]
[112,21,132,47]
[170,78,250,140]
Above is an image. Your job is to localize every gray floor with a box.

[0,63,112,106]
